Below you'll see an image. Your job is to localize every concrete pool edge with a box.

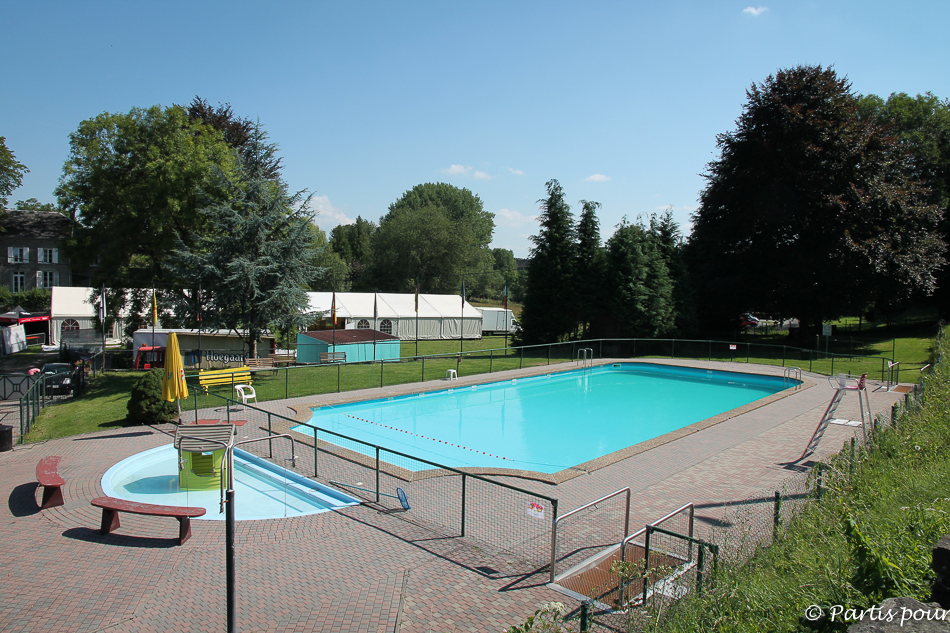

[269,360,816,485]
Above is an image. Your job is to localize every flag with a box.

[461,279,466,302]
[152,289,158,324]
[373,293,378,325]
[503,281,508,310]
[414,280,419,314]
[98,293,106,324]
[331,292,337,326]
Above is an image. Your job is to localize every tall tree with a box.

[330,216,376,290]
[374,183,495,293]
[15,198,59,213]
[0,137,29,224]
[307,224,351,292]
[650,208,695,335]
[599,218,674,338]
[858,92,950,314]
[56,105,236,286]
[519,179,577,345]
[689,65,945,334]
[575,200,603,338]
[171,124,315,358]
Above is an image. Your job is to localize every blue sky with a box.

[3,1,948,258]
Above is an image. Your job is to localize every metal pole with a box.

[226,486,236,633]
[460,473,467,537]
[285,365,289,399]
[489,349,493,374]
[267,413,273,458]
[580,601,590,632]
[375,447,380,504]
[422,356,425,382]
[380,359,384,388]
[337,362,341,393]
[773,491,781,542]
[313,428,318,477]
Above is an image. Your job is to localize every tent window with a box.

[357,319,370,329]
[62,319,80,332]
[380,319,393,335]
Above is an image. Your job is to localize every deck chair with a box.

[234,384,257,410]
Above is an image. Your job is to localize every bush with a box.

[126,369,177,424]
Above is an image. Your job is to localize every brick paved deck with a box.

[0,360,906,632]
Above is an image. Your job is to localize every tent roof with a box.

[304,292,478,320]
[50,286,96,318]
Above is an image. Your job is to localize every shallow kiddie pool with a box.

[295,362,797,474]
[101,444,360,521]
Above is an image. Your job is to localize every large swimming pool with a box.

[296,363,794,474]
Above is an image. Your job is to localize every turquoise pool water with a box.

[296,362,793,474]
[101,445,360,521]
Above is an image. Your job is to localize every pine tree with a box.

[602,218,674,337]
[172,124,315,358]
[575,200,603,339]
[519,179,577,345]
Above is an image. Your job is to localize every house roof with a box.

[1,210,72,240]
[300,329,399,345]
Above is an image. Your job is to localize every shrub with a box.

[126,369,177,424]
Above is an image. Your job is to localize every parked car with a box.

[40,363,73,395]
[739,313,760,327]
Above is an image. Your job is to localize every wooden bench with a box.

[320,352,346,363]
[246,357,274,369]
[36,456,65,509]
[91,496,206,545]
[270,353,296,366]
[198,367,251,393]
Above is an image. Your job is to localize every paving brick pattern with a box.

[0,360,905,632]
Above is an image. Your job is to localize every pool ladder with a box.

[576,348,594,368]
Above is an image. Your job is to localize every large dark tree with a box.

[519,179,577,345]
[689,65,945,335]
[186,97,283,180]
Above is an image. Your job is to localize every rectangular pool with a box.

[295,363,794,474]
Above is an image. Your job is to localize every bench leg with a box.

[99,507,121,535]
[40,485,64,509]
[177,516,192,545]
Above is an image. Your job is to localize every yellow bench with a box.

[198,367,252,393]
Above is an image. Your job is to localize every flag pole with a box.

[414,278,419,358]
[373,292,377,361]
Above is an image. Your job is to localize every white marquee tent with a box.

[305,292,482,340]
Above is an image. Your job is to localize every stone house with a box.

[0,210,74,292]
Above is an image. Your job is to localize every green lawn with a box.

[24,371,149,442]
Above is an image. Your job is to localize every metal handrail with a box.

[549,487,631,583]
[783,367,802,390]
[886,361,900,391]
[620,502,694,559]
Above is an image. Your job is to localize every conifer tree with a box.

[172,124,315,358]
[575,200,603,339]
[519,179,577,345]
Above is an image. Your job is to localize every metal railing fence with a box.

[198,392,560,568]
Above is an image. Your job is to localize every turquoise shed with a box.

[296,329,401,363]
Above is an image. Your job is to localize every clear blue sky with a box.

[3,1,948,258]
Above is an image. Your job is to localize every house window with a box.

[39,248,58,264]
[12,271,25,293]
[36,270,59,289]
[357,319,370,329]
[7,247,27,263]
[61,319,80,332]
[380,319,393,335]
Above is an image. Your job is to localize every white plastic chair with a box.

[234,384,257,410]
